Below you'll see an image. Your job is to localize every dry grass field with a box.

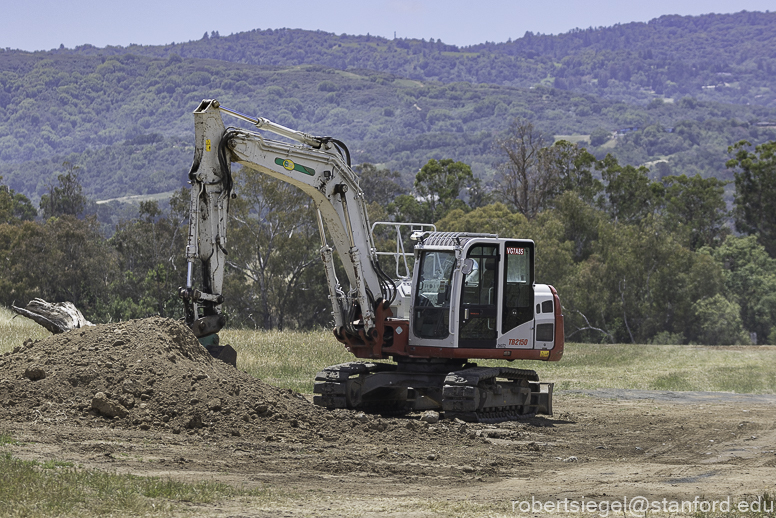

[223,325,776,395]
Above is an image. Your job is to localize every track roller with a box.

[441,367,553,423]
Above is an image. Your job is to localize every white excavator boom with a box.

[180,99,393,342]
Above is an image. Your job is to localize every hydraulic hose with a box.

[217,129,235,196]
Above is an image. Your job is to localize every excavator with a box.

[179,99,564,422]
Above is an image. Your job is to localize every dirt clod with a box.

[420,410,439,424]
[91,392,128,418]
[24,364,46,380]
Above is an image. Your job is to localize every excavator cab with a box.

[315,231,559,419]
[406,234,561,358]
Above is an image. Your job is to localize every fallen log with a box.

[11,298,94,334]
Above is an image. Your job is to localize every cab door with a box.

[499,241,534,349]
[458,244,499,348]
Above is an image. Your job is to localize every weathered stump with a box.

[11,298,94,334]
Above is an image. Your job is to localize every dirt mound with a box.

[0,317,348,439]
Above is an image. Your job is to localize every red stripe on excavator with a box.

[339,287,564,362]
[344,323,564,363]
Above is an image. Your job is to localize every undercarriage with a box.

[313,359,553,423]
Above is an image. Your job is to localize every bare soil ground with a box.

[2,318,776,516]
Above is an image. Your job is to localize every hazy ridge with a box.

[1,10,775,201]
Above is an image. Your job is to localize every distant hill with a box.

[57,11,776,108]
[1,11,775,204]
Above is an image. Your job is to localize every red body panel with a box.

[337,286,565,363]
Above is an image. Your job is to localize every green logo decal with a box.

[275,157,315,176]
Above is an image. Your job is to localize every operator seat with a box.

[479,258,497,305]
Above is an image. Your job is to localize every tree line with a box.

[0,123,774,345]
[366,121,776,345]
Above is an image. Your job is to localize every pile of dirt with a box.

[0,317,357,440]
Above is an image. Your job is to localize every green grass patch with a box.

[483,343,776,394]
[0,306,50,355]
[600,138,617,149]
[222,328,354,393]
[0,451,279,517]
[652,371,697,391]
[0,432,17,446]
[393,78,425,88]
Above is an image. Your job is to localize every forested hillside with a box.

[58,11,776,107]
[1,43,776,201]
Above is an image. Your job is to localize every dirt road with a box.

[4,390,776,516]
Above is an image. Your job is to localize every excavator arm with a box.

[179,99,395,346]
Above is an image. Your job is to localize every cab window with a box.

[502,242,534,333]
[413,250,455,339]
